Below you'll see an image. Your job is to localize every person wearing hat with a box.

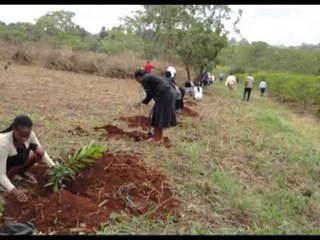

[134,69,177,142]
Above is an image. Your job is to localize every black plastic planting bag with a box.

[0,221,34,235]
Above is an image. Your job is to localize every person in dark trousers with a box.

[0,115,56,203]
[259,80,267,96]
[243,73,254,101]
[219,72,225,82]
[134,69,177,142]
[201,71,209,88]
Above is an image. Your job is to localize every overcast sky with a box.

[0,4,319,47]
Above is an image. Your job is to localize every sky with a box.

[0,4,319,47]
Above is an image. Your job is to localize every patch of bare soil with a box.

[119,115,150,131]
[94,124,172,148]
[1,153,180,234]
[180,107,200,118]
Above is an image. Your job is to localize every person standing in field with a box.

[0,115,56,203]
[225,72,236,91]
[219,72,225,82]
[201,71,210,88]
[134,69,177,142]
[259,79,267,96]
[143,60,156,74]
[243,73,254,101]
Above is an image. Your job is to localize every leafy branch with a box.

[45,140,106,192]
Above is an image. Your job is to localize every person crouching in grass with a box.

[0,115,56,202]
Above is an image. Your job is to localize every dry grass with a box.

[2,56,320,234]
[0,40,187,83]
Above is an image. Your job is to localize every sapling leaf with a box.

[46,140,106,192]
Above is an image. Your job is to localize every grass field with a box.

[1,62,320,234]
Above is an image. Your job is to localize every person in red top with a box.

[143,60,156,73]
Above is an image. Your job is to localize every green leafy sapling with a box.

[45,140,106,192]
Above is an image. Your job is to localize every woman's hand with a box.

[11,188,28,203]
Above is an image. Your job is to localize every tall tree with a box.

[35,10,77,35]
[122,5,242,80]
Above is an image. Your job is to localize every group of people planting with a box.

[138,61,209,142]
[0,60,267,204]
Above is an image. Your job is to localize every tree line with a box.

[1,6,320,79]
[217,38,320,76]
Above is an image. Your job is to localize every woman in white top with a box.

[259,80,267,96]
[167,66,177,81]
[193,83,203,100]
[0,115,56,202]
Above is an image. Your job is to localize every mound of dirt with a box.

[119,115,150,131]
[180,107,199,117]
[94,124,172,148]
[94,124,149,142]
[1,153,180,234]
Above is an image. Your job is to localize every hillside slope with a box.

[0,63,319,234]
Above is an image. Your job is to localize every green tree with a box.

[35,10,77,36]
[122,5,242,80]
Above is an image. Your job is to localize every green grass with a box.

[2,66,320,235]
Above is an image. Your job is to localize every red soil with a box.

[94,124,172,148]
[119,115,150,131]
[1,153,180,235]
[94,124,149,142]
[180,107,200,117]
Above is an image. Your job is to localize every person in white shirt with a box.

[0,115,56,202]
[259,80,267,96]
[185,79,195,97]
[225,72,236,91]
[208,72,214,85]
[167,66,177,81]
[193,83,203,100]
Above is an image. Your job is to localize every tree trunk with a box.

[196,66,204,83]
[185,63,191,81]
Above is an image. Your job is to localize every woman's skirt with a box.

[151,87,177,128]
